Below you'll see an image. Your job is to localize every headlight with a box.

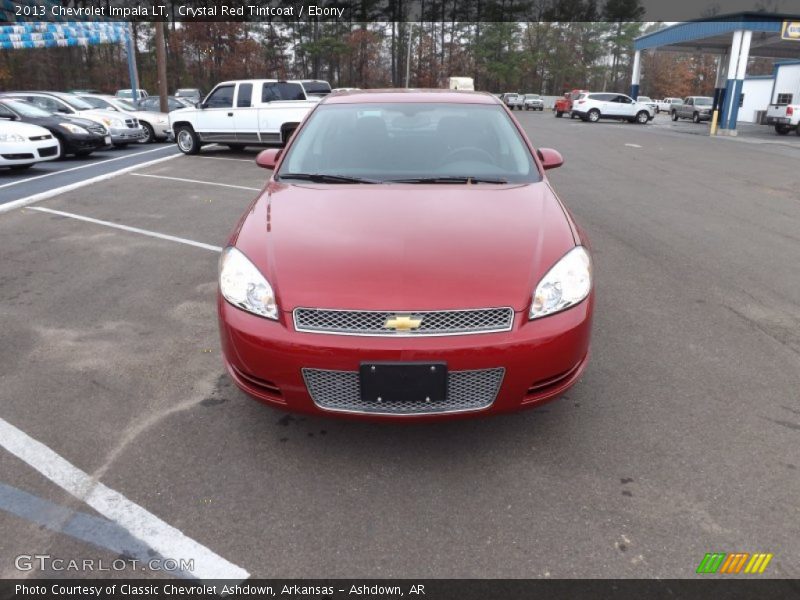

[59,123,89,135]
[530,246,592,320]
[219,247,278,320]
[0,133,26,142]
[102,117,124,128]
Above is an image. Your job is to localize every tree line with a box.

[0,3,773,100]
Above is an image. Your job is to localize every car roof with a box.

[323,89,500,105]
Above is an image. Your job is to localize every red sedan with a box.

[218,90,593,419]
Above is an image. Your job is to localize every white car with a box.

[0,120,60,170]
[636,95,657,114]
[571,92,653,124]
[2,92,145,146]
[77,94,170,143]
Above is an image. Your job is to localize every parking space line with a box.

[0,145,177,191]
[28,206,223,252]
[0,482,194,579]
[0,417,249,581]
[0,153,182,214]
[130,173,261,191]
[192,156,255,163]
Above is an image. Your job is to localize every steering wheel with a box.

[441,146,495,165]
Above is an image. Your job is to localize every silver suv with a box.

[571,92,653,124]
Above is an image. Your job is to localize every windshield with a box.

[53,93,94,110]
[277,102,540,184]
[694,97,713,106]
[302,81,332,95]
[114,99,137,112]
[3,100,51,118]
[80,96,108,109]
[525,95,540,99]
[176,89,199,96]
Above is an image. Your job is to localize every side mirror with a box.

[256,148,281,169]
[537,148,564,170]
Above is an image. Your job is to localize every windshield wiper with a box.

[384,176,508,184]
[278,173,379,184]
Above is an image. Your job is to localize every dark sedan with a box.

[0,99,110,157]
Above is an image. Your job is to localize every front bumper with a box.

[62,134,108,154]
[219,296,593,420]
[109,126,146,143]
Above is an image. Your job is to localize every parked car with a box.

[332,88,361,93]
[218,90,593,419]
[174,88,203,105]
[656,97,683,113]
[764,89,800,135]
[571,92,653,124]
[138,96,194,112]
[77,94,170,143]
[115,88,149,100]
[298,80,332,99]
[170,79,316,154]
[1,91,145,146]
[0,98,110,157]
[523,94,544,111]
[671,96,713,123]
[554,89,589,118]
[636,95,657,114]
[500,93,524,110]
[0,119,60,170]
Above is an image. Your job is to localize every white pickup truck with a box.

[656,97,683,114]
[169,79,317,154]
[765,103,800,135]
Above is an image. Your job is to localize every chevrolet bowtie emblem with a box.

[384,315,423,331]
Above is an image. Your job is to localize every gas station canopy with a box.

[635,13,800,59]
[632,12,800,133]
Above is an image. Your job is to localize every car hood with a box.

[130,109,168,121]
[3,120,52,137]
[75,109,135,124]
[234,182,577,313]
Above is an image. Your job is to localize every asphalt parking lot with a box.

[1,111,798,580]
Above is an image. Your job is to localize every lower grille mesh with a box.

[302,367,504,415]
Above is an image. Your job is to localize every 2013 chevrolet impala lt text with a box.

[217,90,593,419]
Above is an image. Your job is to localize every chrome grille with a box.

[87,124,107,135]
[126,118,138,128]
[294,307,514,337]
[302,367,504,415]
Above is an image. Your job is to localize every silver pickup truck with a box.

[671,96,713,123]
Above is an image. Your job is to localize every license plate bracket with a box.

[359,362,447,404]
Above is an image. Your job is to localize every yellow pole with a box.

[710,109,719,136]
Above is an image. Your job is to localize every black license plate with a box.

[359,362,447,404]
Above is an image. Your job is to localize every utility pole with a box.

[125,23,140,97]
[155,20,168,113]
[405,24,414,88]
